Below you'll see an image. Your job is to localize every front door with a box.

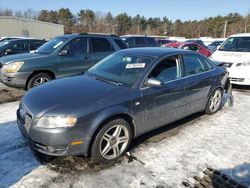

[140,55,188,133]
[56,37,89,77]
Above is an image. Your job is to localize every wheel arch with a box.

[25,69,56,90]
[87,112,136,157]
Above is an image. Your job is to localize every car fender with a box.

[89,105,135,139]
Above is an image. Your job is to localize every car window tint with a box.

[135,37,147,47]
[9,41,29,52]
[197,56,214,71]
[124,38,135,47]
[183,54,212,75]
[92,37,113,52]
[62,38,87,55]
[149,56,182,82]
[184,45,199,51]
[114,39,127,49]
[145,37,158,46]
[30,41,44,51]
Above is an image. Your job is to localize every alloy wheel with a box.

[209,90,222,112]
[99,124,129,160]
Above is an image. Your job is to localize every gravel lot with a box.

[0,84,249,188]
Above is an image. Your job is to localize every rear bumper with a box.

[17,109,91,157]
[1,71,31,88]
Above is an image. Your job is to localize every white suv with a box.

[211,33,250,85]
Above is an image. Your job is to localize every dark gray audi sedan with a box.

[17,48,229,162]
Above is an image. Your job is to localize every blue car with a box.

[17,48,229,162]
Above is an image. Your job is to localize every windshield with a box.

[219,37,250,52]
[86,53,156,87]
[0,41,9,48]
[37,37,68,54]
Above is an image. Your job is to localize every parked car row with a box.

[0,33,127,89]
[162,41,212,57]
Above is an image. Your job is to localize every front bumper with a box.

[226,66,250,86]
[17,109,91,156]
[0,71,31,88]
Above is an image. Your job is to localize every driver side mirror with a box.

[58,49,69,56]
[145,77,163,87]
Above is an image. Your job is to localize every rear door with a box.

[140,55,188,132]
[56,37,89,77]
[182,53,215,113]
[88,37,115,68]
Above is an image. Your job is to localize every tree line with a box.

[0,8,250,38]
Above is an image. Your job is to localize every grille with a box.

[230,77,245,82]
[17,103,33,130]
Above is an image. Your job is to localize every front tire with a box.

[91,118,132,163]
[27,73,52,90]
[205,88,223,115]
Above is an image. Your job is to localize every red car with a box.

[163,42,212,57]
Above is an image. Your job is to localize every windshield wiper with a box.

[94,76,123,86]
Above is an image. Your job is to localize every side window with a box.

[125,38,135,47]
[135,37,147,47]
[145,37,158,46]
[183,54,213,76]
[30,41,44,51]
[198,56,214,71]
[149,56,182,83]
[92,37,114,52]
[114,39,127,49]
[62,38,87,55]
[9,41,29,52]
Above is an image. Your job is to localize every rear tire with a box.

[205,88,223,115]
[91,118,132,163]
[27,72,52,90]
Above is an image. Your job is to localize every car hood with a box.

[212,51,250,63]
[22,75,128,118]
[0,53,49,64]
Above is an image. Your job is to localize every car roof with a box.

[5,38,44,43]
[56,33,120,39]
[118,47,186,57]
[121,35,154,38]
[229,33,250,37]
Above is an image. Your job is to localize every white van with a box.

[211,33,250,85]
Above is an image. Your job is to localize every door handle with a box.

[84,56,88,60]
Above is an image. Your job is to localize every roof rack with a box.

[79,32,119,37]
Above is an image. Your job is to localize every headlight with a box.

[2,61,24,73]
[36,116,77,129]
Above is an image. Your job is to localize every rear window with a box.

[114,39,127,49]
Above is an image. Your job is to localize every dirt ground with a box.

[0,83,25,104]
